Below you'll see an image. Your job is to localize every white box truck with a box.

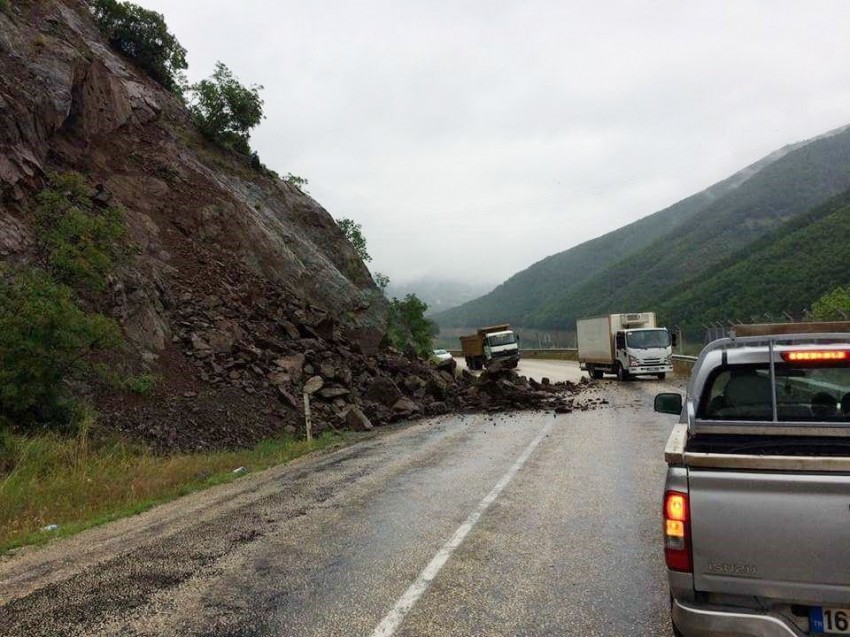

[577,312,675,380]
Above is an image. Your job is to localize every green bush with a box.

[284,173,309,193]
[0,269,122,425]
[33,172,125,294]
[189,62,264,152]
[123,374,159,395]
[90,0,188,94]
[387,294,436,356]
[812,286,850,321]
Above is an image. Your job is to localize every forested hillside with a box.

[435,125,850,331]
[658,190,850,328]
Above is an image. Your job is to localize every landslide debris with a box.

[98,242,591,451]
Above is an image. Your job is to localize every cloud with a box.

[143,0,850,285]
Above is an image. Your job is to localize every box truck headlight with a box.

[629,356,640,367]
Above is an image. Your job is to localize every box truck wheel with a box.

[591,368,603,380]
[616,362,630,381]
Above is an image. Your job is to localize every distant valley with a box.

[434,124,850,337]
[385,278,496,316]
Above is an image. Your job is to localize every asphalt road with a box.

[0,363,683,637]
[456,356,587,384]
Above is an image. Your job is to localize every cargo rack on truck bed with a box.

[685,328,850,438]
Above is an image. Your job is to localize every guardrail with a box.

[449,350,700,361]
[448,348,578,360]
[672,355,698,363]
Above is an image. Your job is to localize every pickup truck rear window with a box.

[698,365,850,421]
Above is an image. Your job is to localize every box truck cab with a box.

[578,312,675,380]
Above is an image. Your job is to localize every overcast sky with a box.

[143,0,850,287]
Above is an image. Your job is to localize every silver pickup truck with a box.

[655,326,850,637]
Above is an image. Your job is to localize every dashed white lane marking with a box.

[369,418,556,637]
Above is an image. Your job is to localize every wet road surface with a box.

[1,369,681,636]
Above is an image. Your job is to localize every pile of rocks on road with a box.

[102,247,591,452]
[173,284,588,428]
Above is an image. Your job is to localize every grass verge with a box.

[0,424,346,555]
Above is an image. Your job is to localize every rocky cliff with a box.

[0,0,393,446]
[0,1,384,344]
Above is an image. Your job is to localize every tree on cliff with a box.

[336,218,371,262]
[188,62,265,154]
[90,0,188,94]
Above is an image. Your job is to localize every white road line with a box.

[369,418,556,637]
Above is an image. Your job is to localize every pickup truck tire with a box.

[670,597,684,636]
[616,362,630,381]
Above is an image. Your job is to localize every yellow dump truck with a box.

[459,324,520,370]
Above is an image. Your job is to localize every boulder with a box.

[207,329,234,354]
[486,357,516,373]
[426,376,448,399]
[392,397,420,418]
[277,386,298,408]
[318,386,349,399]
[268,370,290,386]
[274,353,305,384]
[278,319,301,339]
[403,375,426,393]
[190,333,210,351]
[344,406,373,431]
[303,376,324,395]
[365,377,403,407]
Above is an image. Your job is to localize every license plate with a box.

[811,607,850,634]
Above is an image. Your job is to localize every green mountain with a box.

[434,125,850,331]
[658,189,850,329]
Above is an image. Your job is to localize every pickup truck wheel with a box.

[656,372,666,381]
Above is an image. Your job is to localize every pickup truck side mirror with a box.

[655,392,683,415]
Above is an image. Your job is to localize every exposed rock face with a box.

[0,0,386,354]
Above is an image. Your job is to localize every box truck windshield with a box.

[626,329,670,349]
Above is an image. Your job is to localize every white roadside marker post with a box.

[303,391,313,442]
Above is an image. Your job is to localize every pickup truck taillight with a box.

[664,490,692,572]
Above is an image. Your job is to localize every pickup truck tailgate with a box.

[689,469,850,604]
